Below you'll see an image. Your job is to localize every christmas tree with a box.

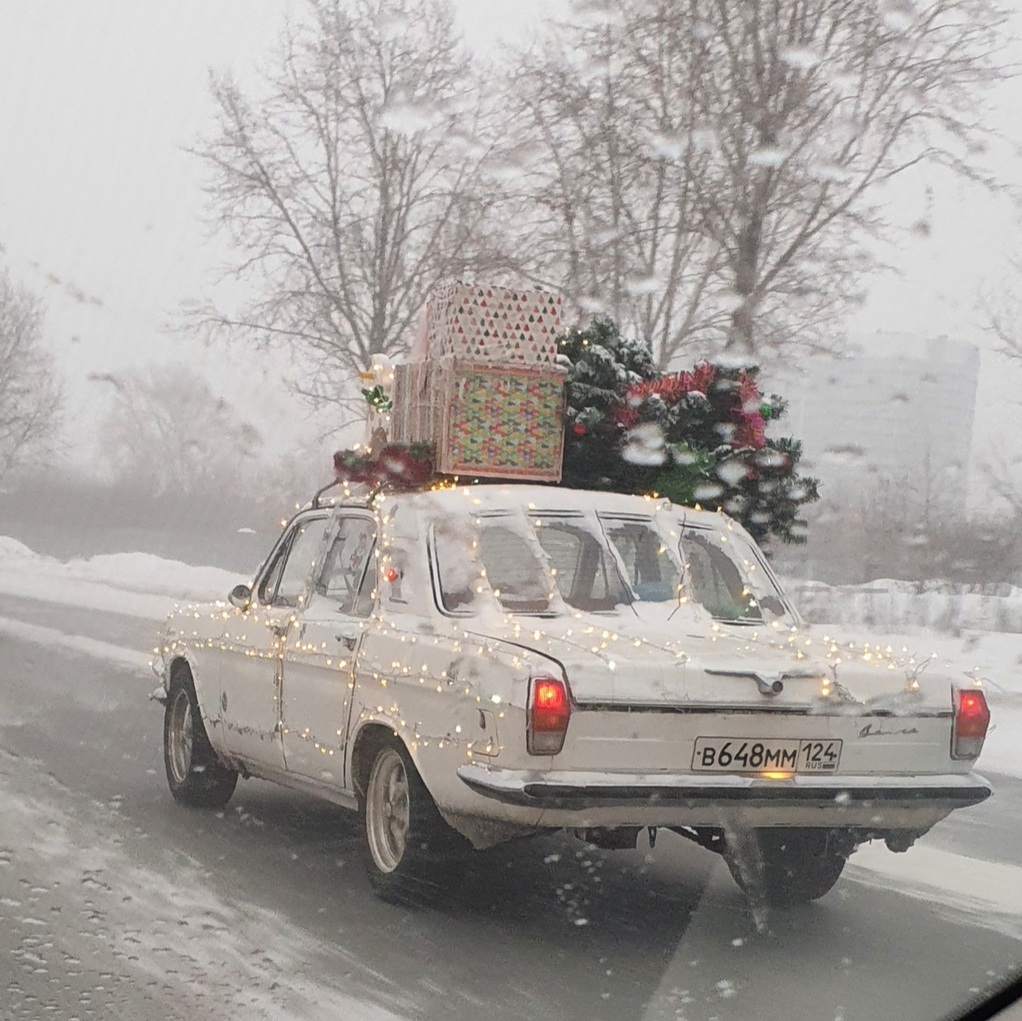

[558,319,820,547]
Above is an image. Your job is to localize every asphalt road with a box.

[1,594,1020,1021]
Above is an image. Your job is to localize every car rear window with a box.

[530,516,632,612]
[601,517,683,603]
[433,515,557,615]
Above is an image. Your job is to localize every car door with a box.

[218,512,332,770]
[280,511,377,786]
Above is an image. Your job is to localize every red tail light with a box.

[951,687,990,760]
[528,676,571,755]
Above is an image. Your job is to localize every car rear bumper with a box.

[455,764,991,830]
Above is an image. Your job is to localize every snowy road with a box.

[1,594,1021,1021]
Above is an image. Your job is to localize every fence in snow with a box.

[781,578,1022,635]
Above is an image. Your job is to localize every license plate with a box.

[692,737,842,773]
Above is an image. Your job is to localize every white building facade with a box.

[781,333,980,513]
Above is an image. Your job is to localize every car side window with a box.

[257,539,290,605]
[532,519,630,612]
[352,554,378,617]
[271,517,331,608]
[478,524,555,613]
[316,515,377,616]
[533,523,582,593]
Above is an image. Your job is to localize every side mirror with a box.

[229,583,252,610]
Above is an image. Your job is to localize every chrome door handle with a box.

[336,634,357,651]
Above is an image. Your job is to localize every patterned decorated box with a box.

[435,359,566,481]
[426,282,562,367]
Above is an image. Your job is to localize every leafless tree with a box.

[977,254,1022,530]
[192,0,502,406]
[505,0,729,368]
[512,0,1008,361]
[91,365,262,497]
[981,253,1022,362]
[684,0,1010,355]
[0,267,62,481]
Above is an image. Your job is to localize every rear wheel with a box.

[725,828,850,907]
[163,675,238,808]
[360,737,464,903]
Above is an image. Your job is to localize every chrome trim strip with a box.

[570,703,954,717]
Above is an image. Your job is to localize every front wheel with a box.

[361,738,463,902]
[163,678,238,808]
[725,828,850,907]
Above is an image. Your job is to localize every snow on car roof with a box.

[387,484,672,516]
[307,480,742,534]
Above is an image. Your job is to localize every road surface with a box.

[1,593,1020,1020]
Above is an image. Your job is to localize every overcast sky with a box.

[0,0,1019,504]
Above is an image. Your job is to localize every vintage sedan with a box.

[153,484,992,906]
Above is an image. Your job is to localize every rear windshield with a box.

[432,514,558,615]
[600,517,683,603]
[432,511,633,616]
[530,516,632,612]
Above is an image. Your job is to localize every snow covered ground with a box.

[0,535,241,620]
[785,576,1022,635]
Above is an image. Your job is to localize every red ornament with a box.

[572,422,587,436]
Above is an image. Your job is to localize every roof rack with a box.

[311,480,342,509]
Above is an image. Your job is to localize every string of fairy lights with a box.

[153,483,985,774]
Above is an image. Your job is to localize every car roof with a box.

[304,482,741,528]
[385,484,670,516]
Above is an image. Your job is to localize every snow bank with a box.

[847,841,1022,941]
[784,577,1022,635]
[0,536,48,560]
[0,535,243,620]
[63,551,241,599]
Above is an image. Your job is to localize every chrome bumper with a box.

[457,764,991,813]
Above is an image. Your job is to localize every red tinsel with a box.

[608,361,766,451]
[733,411,766,449]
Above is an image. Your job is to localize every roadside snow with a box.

[0,536,242,620]
[784,576,1022,634]
[847,841,1022,941]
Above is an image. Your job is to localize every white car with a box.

[153,485,991,906]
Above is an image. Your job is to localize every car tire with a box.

[725,828,849,907]
[163,674,238,809]
[360,737,463,903]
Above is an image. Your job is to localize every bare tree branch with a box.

[189,0,504,400]
[0,267,62,481]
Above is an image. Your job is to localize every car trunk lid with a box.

[478,617,952,716]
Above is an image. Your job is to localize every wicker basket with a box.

[425,282,562,368]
